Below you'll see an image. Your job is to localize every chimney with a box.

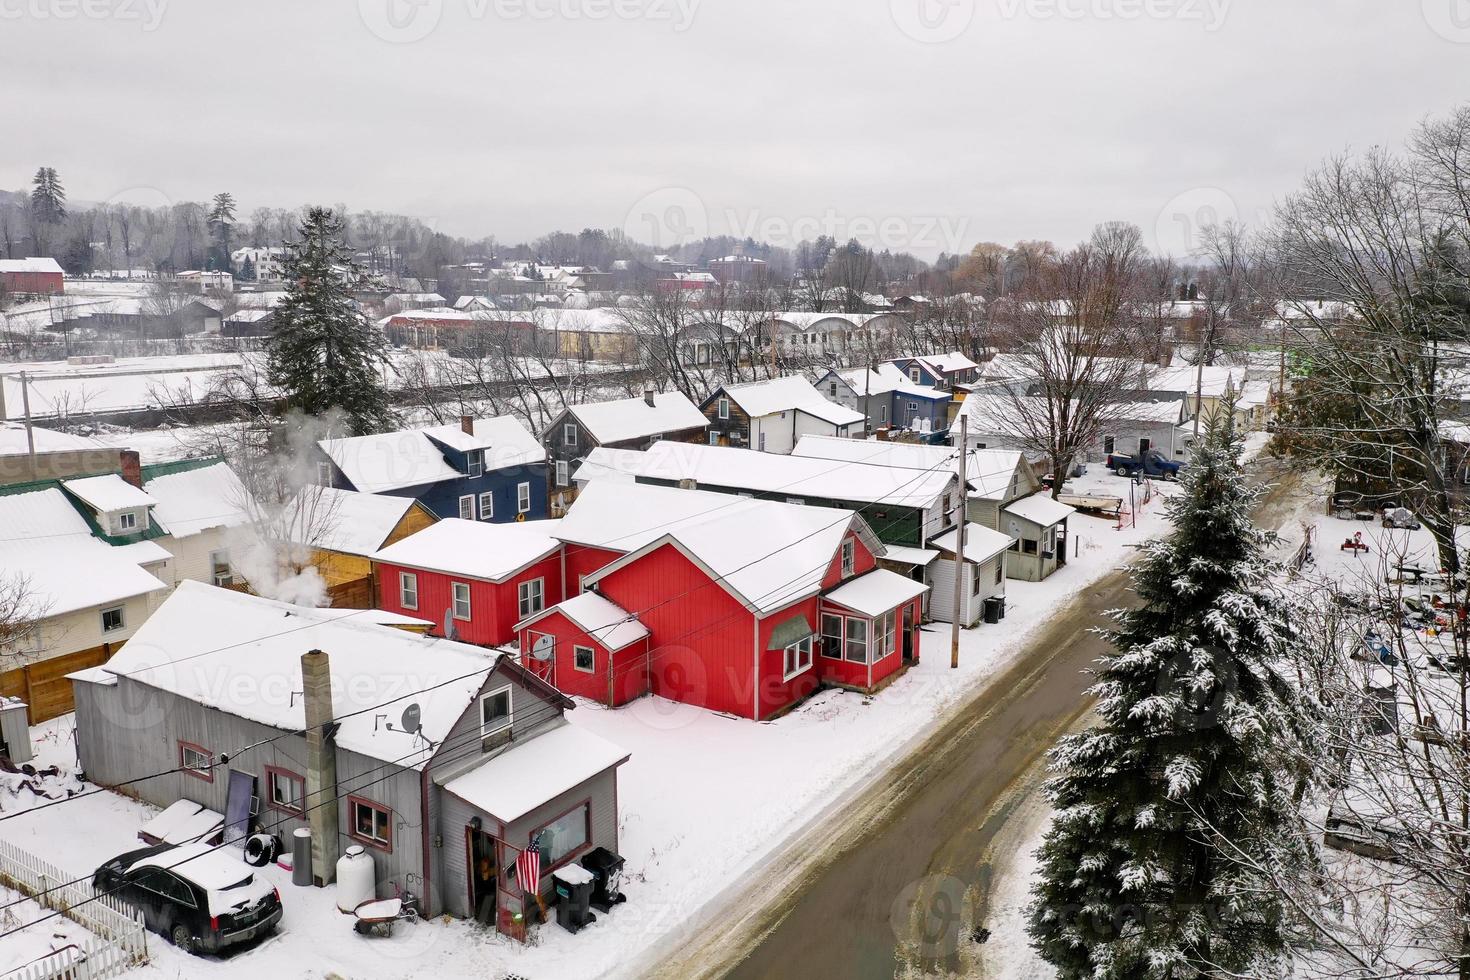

[460,414,474,436]
[643,386,655,408]
[301,649,341,886]
[119,449,143,489]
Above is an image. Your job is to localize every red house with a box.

[518,484,928,720]
[0,258,64,295]
[371,519,564,647]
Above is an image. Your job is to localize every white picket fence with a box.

[0,840,148,980]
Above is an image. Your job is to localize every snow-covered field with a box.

[0,470,1180,980]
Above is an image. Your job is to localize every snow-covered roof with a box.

[878,544,939,567]
[371,518,560,582]
[421,415,546,468]
[516,591,649,652]
[0,257,63,274]
[567,391,708,446]
[442,723,629,824]
[929,523,1014,564]
[720,377,864,426]
[0,422,105,455]
[832,362,946,400]
[1145,365,1237,398]
[772,311,891,330]
[1004,493,1075,528]
[822,568,929,617]
[0,486,167,616]
[637,441,956,509]
[1111,399,1187,425]
[61,473,155,512]
[572,446,647,486]
[143,460,254,538]
[281,486,424,556]
[907,352,979,376]
[555,481,748,552]
[792,436,1024,498]
[319,430,461,493]
[103,583,503,769]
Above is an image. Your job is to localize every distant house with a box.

[372,519,565,647]
[317,415,548,522]
[383,292,448,314]
[176,270,234,294]
[222,308,276,338]
[72,584,629,937]
[950,394,1191,462]
[542,388,708,513]
[279,486,438,608]
[767,312,901,360]
[544,309,638,363]
[0,423,121,486]
[0,257,64,296]
[888,352,979,389]
[699,376,864,453]
[230,246,287,282]
[813,363,951,434]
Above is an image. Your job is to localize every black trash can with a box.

[581,847,628,913]
[983,597,1002,625]
[553,866,597,934]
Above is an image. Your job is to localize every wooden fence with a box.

[0,645,113,725]
[0,840,148,980]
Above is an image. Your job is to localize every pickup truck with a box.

[1106,450,1186,480]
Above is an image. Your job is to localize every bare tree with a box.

[0,574,48,662]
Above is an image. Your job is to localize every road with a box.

[645,458,1304,980]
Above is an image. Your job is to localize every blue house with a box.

[316,415,549,522]
[814,363,953,435]
[887,352,980,390]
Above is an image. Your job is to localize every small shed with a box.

[927,524,1012,627]
[1001,494,1075,582]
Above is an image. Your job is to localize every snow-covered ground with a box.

[0,472,1180,979]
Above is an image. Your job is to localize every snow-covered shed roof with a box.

[720,376,864,426]
[0,258,63,274]
[421,415,546,468]
[61,473,155,512]
[142,459,254,538]
[319,429,461,493]
[822,568,929,617]
[1111,399,1187,425]
[441,723,629,824]
[566,391,708,445]
[1004,493,1075,528]
[515,591,650,653]
[99,583,504,769]
[372,518,560,582]
[929,523,1014,564]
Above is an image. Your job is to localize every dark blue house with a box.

[316,415,549,522]
[814,364,953,435]
[888,352,980,390]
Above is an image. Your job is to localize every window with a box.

[829,382,838,397]
[841,538,855,578]
[317,461,332,486]
[517,482,532,514]
[973,563,984,595]
[266,767,305,813]
[879,405,888,423]
[116,510,138,532]
[882,610,896,659]
[480,686,512,737]
[573,645,595,673]
[349,797,392,850]
[459,495,474,520]
[210,550,232,587]
[708,431,719,446]
[1022,539,1039,555]
[564,423,578,446]
[783,635,814,679]
[758,432,767,452]
[556,460,569,487]
[518,578,544,618]
[101,606,125,634]
[452,582,471,620]
[1103,435,1116,456]
[717,397,730,420]
[908,401,919,413]
[399,571,418,609]
[535,802,590,868]
[996,560,1004,585]
[845,617,868,663]
[478,492,494,520]
[909,367,921,383]
[179,741,211,781]
[821,613,844,659]
[467,450,484,478]
[1139,438,1152,455]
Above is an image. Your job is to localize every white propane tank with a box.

[335,845,377,912]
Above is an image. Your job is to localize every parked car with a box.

[1382,507,1422,530]
[1105,450,1185,480]
[93,842,282,954]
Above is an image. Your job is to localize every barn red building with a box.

[0,258,64,295]
[370,519,564,647]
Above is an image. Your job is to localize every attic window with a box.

[841,538,856,578]
[116,511,138,532]
[717,397,730,420]
[467,450,484,478]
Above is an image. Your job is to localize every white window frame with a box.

[458,495,474,520]
[717,397,730,420]
[821,612,845,660]
[478,491,494,520]
[783,635,814,680]
[564,422,578,447]
[556,460,569,487]
[708,431,719,446]
[269,769,304,812]
[399,571,418,610]
[116,510,138,532]
[209,549,233,587]
[517,482,532,514]
[466,450,484,478]
[573,645,596,674]
[845,616,869,664]
[317,461,332,486]
[480,686,513,737]
[841,538,855,578]
[179,742,211,777]
[518,577,545,618]
[100,605,125,634]
[452,581,471,621]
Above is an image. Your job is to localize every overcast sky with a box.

[2,0,1465,258]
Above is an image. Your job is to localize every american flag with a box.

[516,834,542,896]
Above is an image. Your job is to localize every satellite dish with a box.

[531,634,555,662]
[442,608,458,641]
[400,703,422,735]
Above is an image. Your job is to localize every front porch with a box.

[815,570,928,694]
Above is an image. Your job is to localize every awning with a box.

[822,569,930,618]
[767,613,816,650]
[441,724,630,825]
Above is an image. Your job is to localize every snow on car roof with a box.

[62,473,155,512]
[372,518,561,582]
[567,390,708,446]
[104,583,499,769]
[822,568,929,617]
[130,841,254,890]
[319,430,461,493]
[442,722,629,824]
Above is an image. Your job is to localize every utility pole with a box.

[950,415,967,669]
[19,370,36,480]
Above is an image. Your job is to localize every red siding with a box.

[754,597,824,718]
[517,611,650,706]
[818,531,878,590]
[563,544,626,595]
[374,553,565,647]
[815,595,923,691]
[1,271,63,295]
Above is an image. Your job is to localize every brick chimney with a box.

[301,649,340,886]
[643,386,655,408]
[118,450,143,489]
[460,415,474,436]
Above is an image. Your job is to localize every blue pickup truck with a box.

[1106,449,1186,480]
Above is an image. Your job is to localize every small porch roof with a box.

[441,723,630,825]
[514,591,650,653]
[1004,493,1075,529]
[929,523,1013,564]
[879,544,939,567]
[822,569,929,618]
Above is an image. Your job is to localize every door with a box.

[468,828,500,926]
[902,605,915,663]
[1138,437,1151,455]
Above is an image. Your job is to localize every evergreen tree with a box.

[266,207,393,436]
[208,192,237,271]
[1027,405,1309,979]
[29,167,65,254]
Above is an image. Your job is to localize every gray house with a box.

[70,582,628,939]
